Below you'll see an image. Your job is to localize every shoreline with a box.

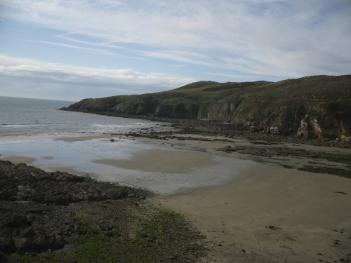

[61,108,351,149]
[1,124,351,262]
[1,128,351,185]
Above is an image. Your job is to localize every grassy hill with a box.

[63,75,351,140]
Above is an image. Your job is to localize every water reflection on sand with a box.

[0,134,256,194]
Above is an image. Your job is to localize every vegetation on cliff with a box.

[63,75,351,140]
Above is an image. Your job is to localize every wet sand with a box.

[153,164,351,263]
[94,148,218,173]
[55,134,112,142]
[0,155,35,164]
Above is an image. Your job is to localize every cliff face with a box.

[63,75,351,140]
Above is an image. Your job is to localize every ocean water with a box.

[0,96,255,194]
[0,96,160,136]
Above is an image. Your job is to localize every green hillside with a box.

[63,75,351,140]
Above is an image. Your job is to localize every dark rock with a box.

[13,237,31,251]
[266,225,281,231]
[334,191,347,195]
[5,215,30,228]
[0,160,150,205]
[0,250,8,263]
[0,160,150,255]
[333,239,341,246]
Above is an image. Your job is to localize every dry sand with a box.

[153,164,351,263]
[94,148,218,173]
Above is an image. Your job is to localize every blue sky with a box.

[0,0,350,100]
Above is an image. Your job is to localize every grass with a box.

[64,74,351,139]
[9,207,205,263]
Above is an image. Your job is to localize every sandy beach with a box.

[153,164,351,262]
[94,148,218,173]
[1,132,351,262]
[106,134,350,262]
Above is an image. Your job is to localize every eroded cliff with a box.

[63,75,351,140]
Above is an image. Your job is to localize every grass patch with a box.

[9,207,205,263]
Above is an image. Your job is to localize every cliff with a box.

[63,75,351,140]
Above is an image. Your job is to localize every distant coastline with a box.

[62,74,351,146]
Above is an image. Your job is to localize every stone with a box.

[297,116,309,139]
[13,237,30,251]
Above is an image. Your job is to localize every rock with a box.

[297,116,309,139]
[13,237,30,251]
[266,225,281,230]
[333,239,341,246]
[0,250,8,263]
[296,115,324,139]
[0,160,150,256]
[220,145,236,153]
[0,236,13,251]
[17,185,35,200]
[0,160,149,205]
[6,215,30,228]
[269,126,280,135]
[334,191,347,195]
[311,118,323,139]
[341,135,351,142]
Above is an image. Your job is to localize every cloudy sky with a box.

[0,0,350,101]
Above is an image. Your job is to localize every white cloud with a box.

[0,0,350,82]
[0,54,194,100]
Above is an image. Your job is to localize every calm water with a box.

[0,96,159,136]
[0,96,254,194]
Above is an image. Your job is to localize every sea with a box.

[0,96,161,136]
[0,96,254,194]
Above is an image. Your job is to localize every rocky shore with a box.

[0,161,205,262]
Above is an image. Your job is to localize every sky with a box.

[0,0,350,101]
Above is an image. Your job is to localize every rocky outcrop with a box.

[0,160,149,254]
[297,117,309,139]
[0,161,147,204]
[297,115,323,139]
[340,121,351,142]
[0,161,204,263]
[63,75,351,140]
